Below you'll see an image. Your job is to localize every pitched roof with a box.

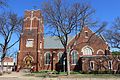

[44,36,74,49]
[3,57,13,62]
[44,27,108,49]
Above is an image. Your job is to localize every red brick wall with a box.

[81,55,120,72]
[17,10,44,71]
[43,49,64,71]
[17,10,119,72]
[68,27,108,56]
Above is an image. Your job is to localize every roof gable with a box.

[44,26,108,49]
[68,26,108,48]
[3,57,13,62]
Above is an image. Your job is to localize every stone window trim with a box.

[71,50,79,55]
[44,52,51,65]
[85,31,88,32]
[27,39,34,40]
[81,45,94,55]
[44,51,52,56]
[57,51,64,64]
[57,51,63,60]
[85,31,88,38]
[82,45,94,52]
[71,50,79,65]
[108,60,113,70]
[89,61,94,70]
[97,49,104,55]
[57,51,63,56]
[26,39,34,47]
[40,41,42,49]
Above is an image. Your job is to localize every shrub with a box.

[70,71,81,74]
[88,71,98,74]
[7,71,11,74]
[52,70,58,74]
[112,51,120,55]
[81,71,87,74]
[32,70,50,74]
[81,71,115,74]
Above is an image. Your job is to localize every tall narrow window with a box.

[40,41,42,49]
[58,52,63,64]
[45,52,51,64]
[71,50,78,65]
[89,61,94,70]
[108,60,112,69]
[85,31,88,38]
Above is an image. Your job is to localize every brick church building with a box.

[17,10,120,72]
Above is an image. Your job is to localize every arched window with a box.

[71,50,78,65]
[44,52,51,64]
[97,49,104,55]
[82,46,94,55]
[58,52,64,64]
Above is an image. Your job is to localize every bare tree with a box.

[0,0,7,7]
[42,0,98,75]
[0,12,23,73]
[105,17,120,50]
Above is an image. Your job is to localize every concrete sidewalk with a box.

[0,72,42,80]
[0,72,120,80]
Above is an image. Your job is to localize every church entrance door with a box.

[24,55,33,69]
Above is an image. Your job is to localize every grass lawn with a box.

[24,71,120,78]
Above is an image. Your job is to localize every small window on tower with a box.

[89,61,94,70]
[40,41,42,49]
[85,31,88,38]
[26,39,34,47]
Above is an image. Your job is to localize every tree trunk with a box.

[1,60,4,74]
[65,47,70,75]
[67,50,70,75]
[64,35,70,75]
[1,48,7,74]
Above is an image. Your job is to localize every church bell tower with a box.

[17,10,44,71]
